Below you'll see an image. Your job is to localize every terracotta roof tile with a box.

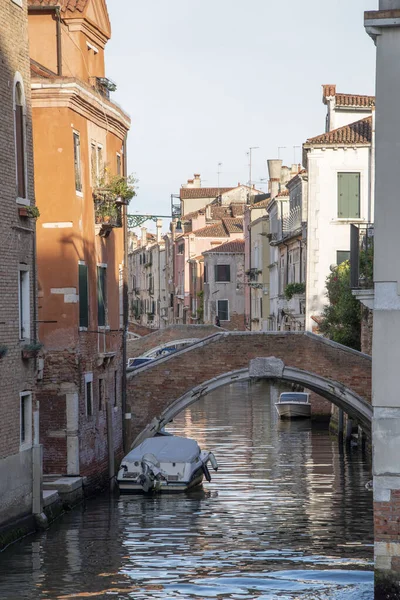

[194,222,229,238]
[182,209,205,221]
[322,85,375,108]
[180,187,234,200]
[28,0,89,12]
[210,206,232,219]
[204,239,245,254]
[30,58,56,78]
[305,116,372,146]
[222,217,243,234]
[276,189,289,198]
[252,198,269,208]
[335,94,375,108]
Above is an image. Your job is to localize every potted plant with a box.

[0,345,8,359]
[94,172,137,205]
[21,341,43,360]
[19,205,40,219]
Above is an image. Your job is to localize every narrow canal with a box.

[0,381,374,599]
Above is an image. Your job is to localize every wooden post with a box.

[106,401,115,492]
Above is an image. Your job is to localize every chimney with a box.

[193,173,201,188]
[206,204,211,220]
[141,227,147,247]
[156,219,162,243]
[267,159,283,199]
[322,84,336,102]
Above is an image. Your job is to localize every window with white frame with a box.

[91,143,103,187]
[73,131,82,193]
[85,373,93,416]
[18,265,30,340]
[14,76,27,201]
[20,392,32,450]
[217,299,229,321]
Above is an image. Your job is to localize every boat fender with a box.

[209,452,218,472]
[202,463,211,483]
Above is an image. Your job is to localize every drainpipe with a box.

[121,134,128,453]
[248,217,252,329]
[28,6,63,76]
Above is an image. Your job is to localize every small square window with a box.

[215,265,230,282]
[337,251,350,265]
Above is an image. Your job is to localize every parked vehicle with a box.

[275,392,311,419]
[117,435,218,494]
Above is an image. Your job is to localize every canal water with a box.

[0,381,374,599]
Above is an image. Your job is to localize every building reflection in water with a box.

[0,380,373,600]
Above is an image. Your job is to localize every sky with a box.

[106,0,377,223]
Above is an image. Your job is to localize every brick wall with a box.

[0,0,36,457]
[126,332,372,444]
[128,321,154,337]
[0,0,37,527]
[361,307,373,356]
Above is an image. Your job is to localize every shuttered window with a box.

[79,263,89,328]
[217,299,229,321]
[338,173,360,218]
[73,132,82,193]
[97,266,107,327]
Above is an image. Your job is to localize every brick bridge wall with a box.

[126,331,371,445]
[127,324,222,359]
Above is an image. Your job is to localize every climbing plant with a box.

[319,261,361,351]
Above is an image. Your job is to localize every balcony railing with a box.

[350,223,374,289]
[94,191,122,229]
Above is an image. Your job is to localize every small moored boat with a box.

[275,392,311,419]
[117,435,218,494]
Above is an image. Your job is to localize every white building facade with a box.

[303,88,374,332]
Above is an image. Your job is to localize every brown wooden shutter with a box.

[15,105,26,198]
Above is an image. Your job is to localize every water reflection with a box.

[0,381,373,599]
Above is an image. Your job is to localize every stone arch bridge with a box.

[126,331,372,448]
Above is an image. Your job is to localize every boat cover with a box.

[279,393,309,403]
[123,436,201,464]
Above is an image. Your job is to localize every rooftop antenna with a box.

[278,146,287,160]
[248,146,259,203]
[217,162,223,196]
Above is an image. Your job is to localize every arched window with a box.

[14,77,26,199]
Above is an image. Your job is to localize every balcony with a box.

[246,268,262,281]
[94,191,122,235]
[90,76,117,100]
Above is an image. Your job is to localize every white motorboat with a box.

[117,435,218,494]
[275,392,311,419]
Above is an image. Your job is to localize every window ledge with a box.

[16,197,30,207]
[76,191,83,198]
[215,281,231,284]
[20,442,32,453]
[332,218,366,224]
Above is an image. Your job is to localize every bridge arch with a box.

[131,357,372,448]
[126,331,372,448]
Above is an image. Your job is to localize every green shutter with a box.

[97,266,106,326]
[338,173,360,218]
[79,264,88,328]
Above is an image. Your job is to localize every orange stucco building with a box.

[27,0,131,489]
